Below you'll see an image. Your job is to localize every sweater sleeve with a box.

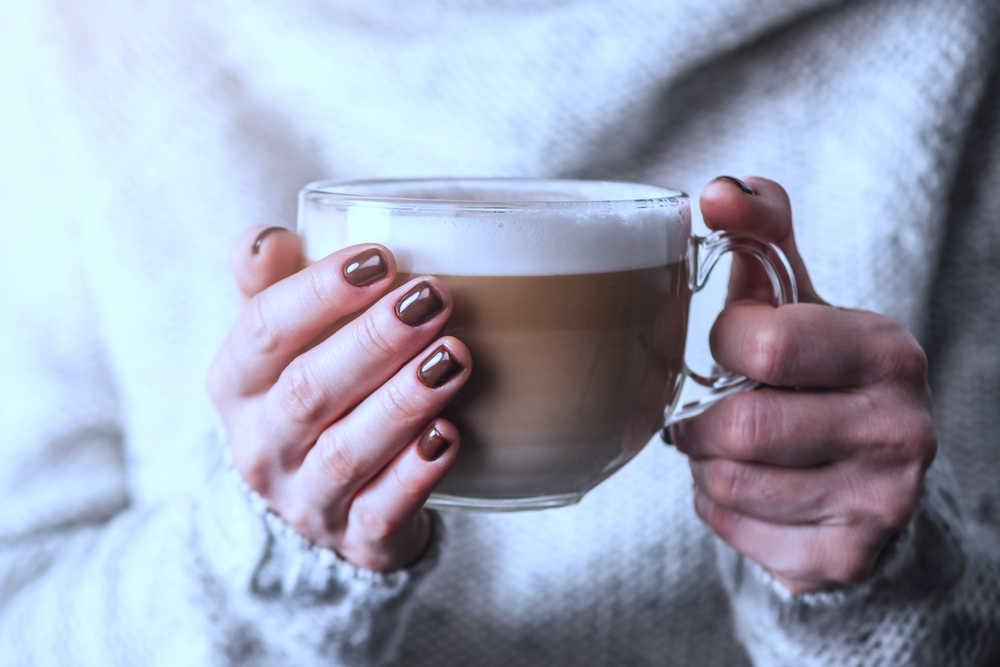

[0,23,437,667]
[714,47,1000,667]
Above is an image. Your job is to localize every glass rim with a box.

[301,177,688,211]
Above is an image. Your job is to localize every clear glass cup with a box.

[298,178,797,511]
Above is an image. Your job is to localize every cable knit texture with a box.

[1,1,999,665]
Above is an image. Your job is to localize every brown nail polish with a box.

[418,345,462,388]
[343,248,388,287]
[252,226,288,255]
[395,281,444,326]
[418,426,451,461]
[713,175,756,196]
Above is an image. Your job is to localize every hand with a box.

[208,227,470,571]
[672,177,937,594]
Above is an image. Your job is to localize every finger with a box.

[689,458,840,524]
[672,386,870,465]
[217,243,397,395]
[262,277,453,454]
[690,455,923,529]
[339,419,460,571]
[693,488,885,592]
[230,226,304,300]
[709,301,902,388]
[296,336,471,513]
[700,176,822,304]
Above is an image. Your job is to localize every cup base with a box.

[426,491,584,512]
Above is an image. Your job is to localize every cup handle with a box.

[665,231,798,427]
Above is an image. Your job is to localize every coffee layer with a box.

[399,264,690,500]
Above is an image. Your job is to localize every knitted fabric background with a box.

[1,1,998,665]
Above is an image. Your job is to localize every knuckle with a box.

[306,265,341,307]
[878,327,928,383]
[392,464,426,501]
[718,393,771,458]
[248,295,281,355]
[352,504,394,543]
[316,433,360,485]
[894,411,938,466]
[380,382,428,422]
[277,360,325,424]
[354,313,398,358]
[790,540,825,582]
[893,343,929,383]
[705,462,742,506]
[745,322,795,385]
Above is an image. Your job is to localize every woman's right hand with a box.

[207,226,471,571]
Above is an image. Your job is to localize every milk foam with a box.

[298,179,690,275]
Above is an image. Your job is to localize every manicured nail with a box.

[418,425,451,461]
[343,248,388,287]
[660,425,675,446]
[395,281,444,326]
[713,175,756,196]
[252,226,288,255]
[418,345,462,388]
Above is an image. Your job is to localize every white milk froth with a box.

[298,179,691,276]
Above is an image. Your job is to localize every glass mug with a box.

[298,178,797,511]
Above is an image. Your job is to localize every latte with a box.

[299,178,692,507]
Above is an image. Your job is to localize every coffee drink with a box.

[399,267,688,499]
[299,178,692,507]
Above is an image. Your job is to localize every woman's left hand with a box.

[672,176,938,594]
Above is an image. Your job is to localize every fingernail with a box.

[418,345,462,388]
[713,175,756,196]
[418,425,451,461]
[343,248,388,287]
[395,281,444,326]
[252,226,288,255]
[661,425,675,446]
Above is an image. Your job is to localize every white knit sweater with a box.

[1,1,999,665]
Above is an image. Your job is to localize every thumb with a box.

[699,176,823,305]
[230,225,304,301]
